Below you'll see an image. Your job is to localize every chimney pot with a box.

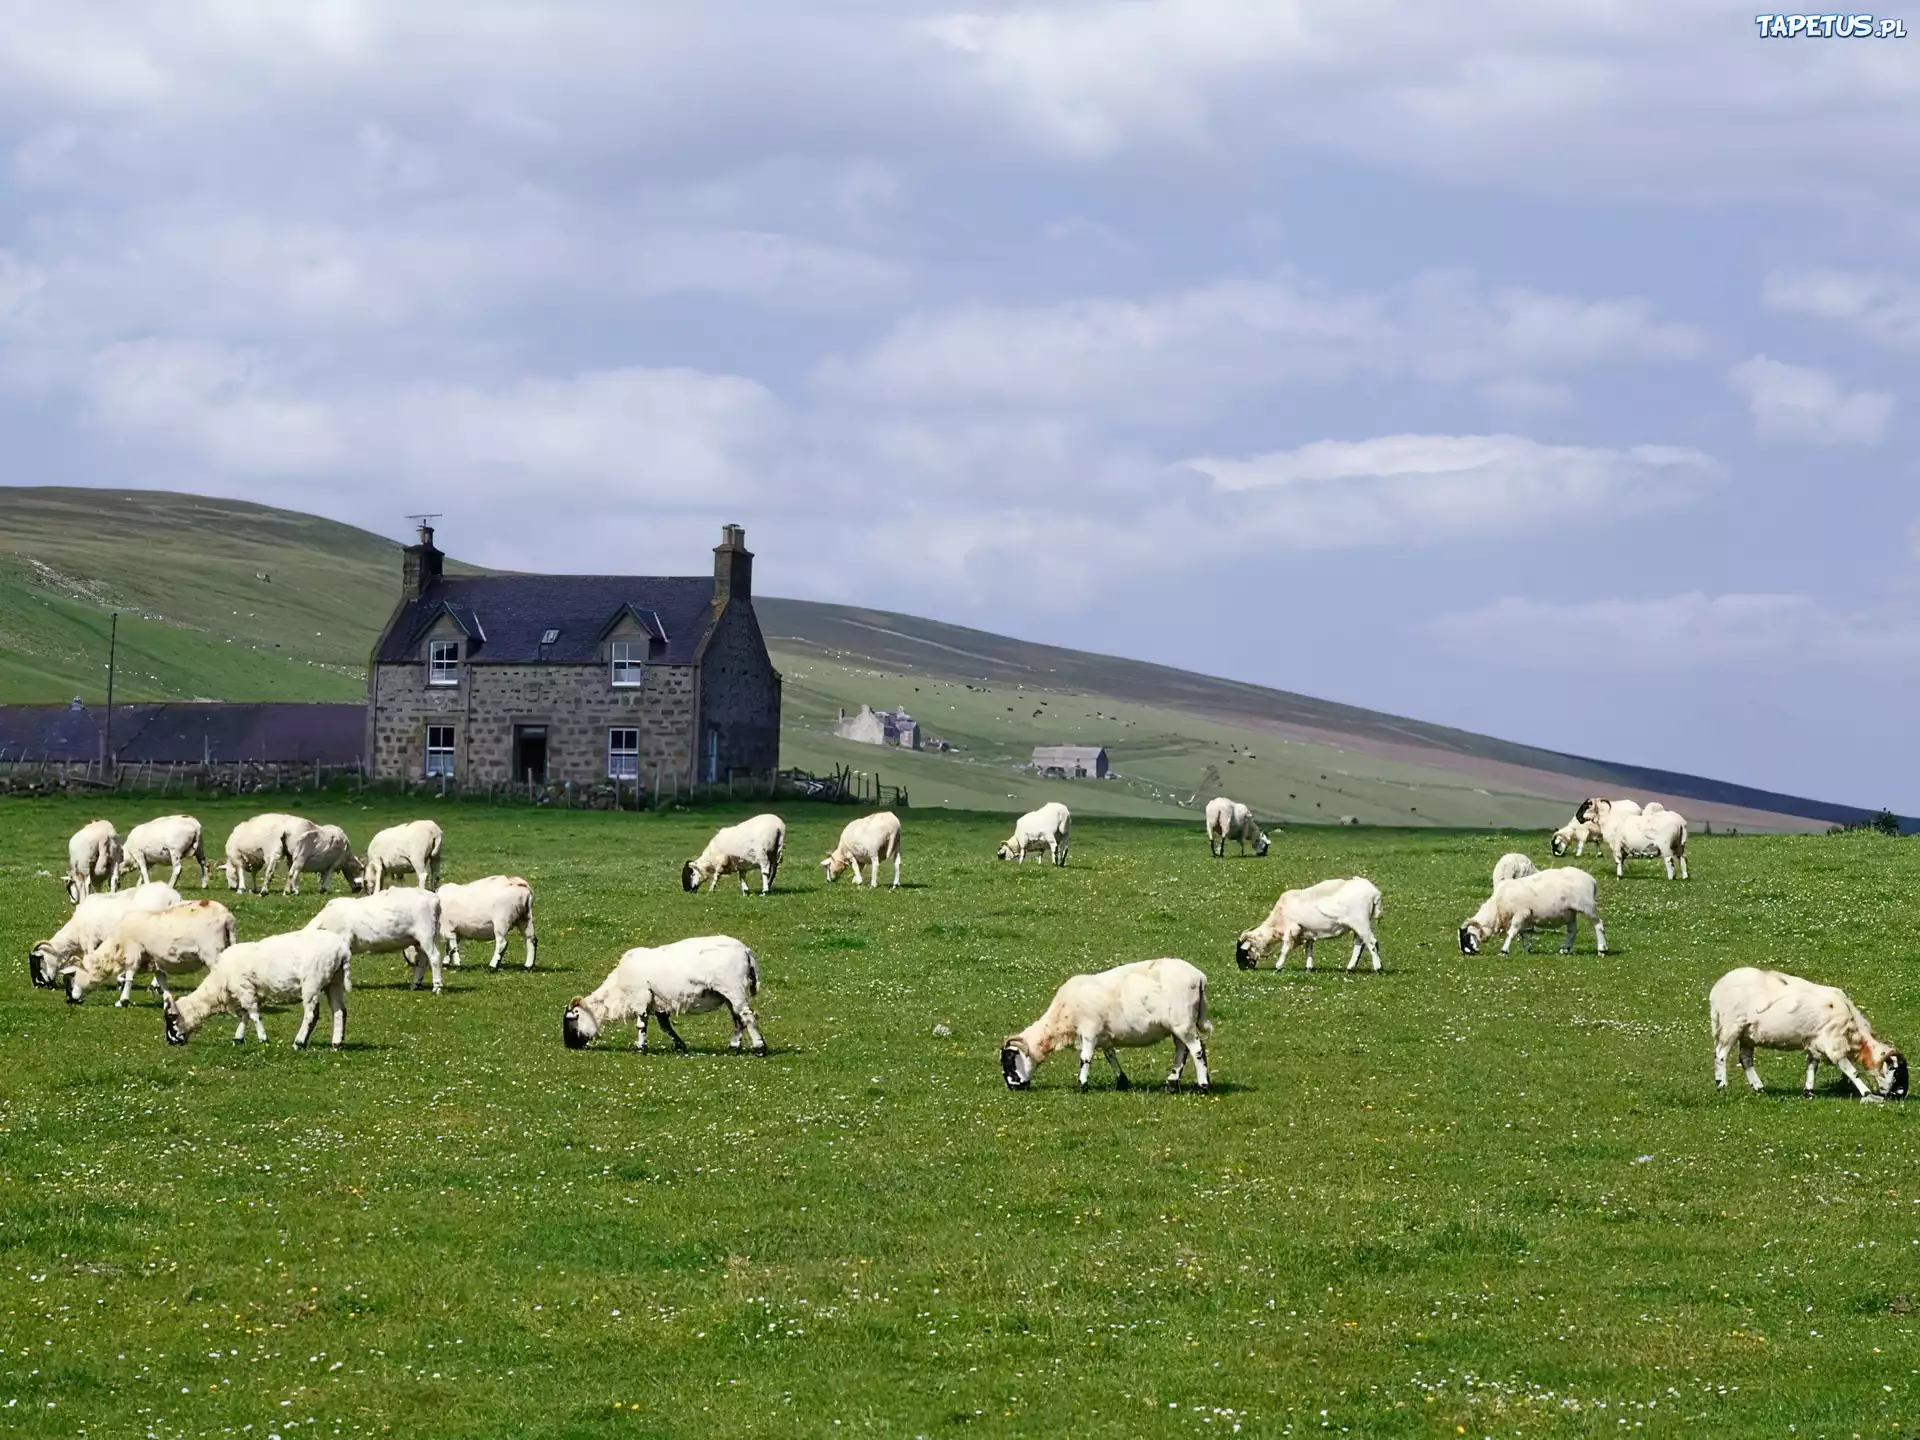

[713,523,752,606]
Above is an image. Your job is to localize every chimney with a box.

[402,519,444,601]
[713,523,751,607]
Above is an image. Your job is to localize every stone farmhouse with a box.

[1032,744,1109,779]
[834,704,921,750]
[366,522,781,786]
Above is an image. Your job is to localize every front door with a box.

[513,726,549,784]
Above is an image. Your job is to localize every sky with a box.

[0,2,1917,808]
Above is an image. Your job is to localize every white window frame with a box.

[607,727,640,780]
[610,640,644,688]
[428,639,460,687]
[425,724,455,777]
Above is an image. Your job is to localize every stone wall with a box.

[697,601,783,776]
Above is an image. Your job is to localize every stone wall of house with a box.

[697,601,783,776]
[368,661,698,784]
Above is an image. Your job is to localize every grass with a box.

[2,798,1917,1437]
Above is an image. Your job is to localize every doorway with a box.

[513,725,548,784]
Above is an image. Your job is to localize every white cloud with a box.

[1426,591,1920,670]
[1762,268,1920,352]
[1727,354,1893,445]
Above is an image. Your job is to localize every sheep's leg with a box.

[1190,1040,1210,1091]
[293,993,320,1048]
[1274,934,1291,970]
[1501,921,1520,956]
[1805,1054,1822,1096]
[1166,1038,1188,1088]
[424,935,445,994]
[1663,853,1675,880]
[490,929,509,971]
[1592,917,1607,955]
[1302,939,1315,972]
[654,1010,689,1053]
[635,1012,649,1052]
[116,963,138,1007]
[1714,1039,1731,1088]
[408,948,427,990]
[729,1000,767,1054]
[522,922,537,970]
[891,851,901,889]
[134,856,152,885]
[1101,1044,1131,1091]
[233,1016,249,1044]
[867,857,880,890]
[1077,1035,1095,1091]
[1739,1043,1763,1091]
[1833,1055,1872,1098]
[1366,931,1383,971]
[327,975,346,1050]
[1678,851,1688,881]
[1560,916,1577,955]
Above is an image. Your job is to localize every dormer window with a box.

[429,639,460,686]
[541,629,560,645]
[610,641,644,687]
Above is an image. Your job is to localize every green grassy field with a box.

[3,798,1916,1437]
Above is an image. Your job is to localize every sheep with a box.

[160,930,352,1050]
[1234,877,1384,972]
[562,935,766,1054]
[219,813,318,895]
[285,824,363,895]
[1458,867,1606,956]
[65,819,123,902]
[30,883,181,988]
[305,889,446,993]
[682,814,785,895]
[1574,797,1644,823]
[1584,797,1689,880]
[820,812,902,890]
[1001,957,1212,1092]
[62,899,236,1007]
[1205,797,1269,858]
[1710,966,1908,1100]
[1550,820,1598,858]
[121,815,210,889]
[364,819,443,892]
[1492,852,1539,886]
[437,876,537,971]
[996,801,1072,866]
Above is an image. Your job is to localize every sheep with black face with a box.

[821,811,902,890]
[1001,957,1212,1093]
[1710,966,1907,1100]
[1204,797,1270,858]
[1234,877,1384,972]
[1458,867,1605,956]
[681,814,785,895]
[996,802,1071,866]
[30,883,181,988]
[563,935,765,1054]
[65,819,123,902]
[161,930,351,1049]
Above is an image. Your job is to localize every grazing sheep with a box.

[65,820,123,902]
[364,819,443,892]
[821,812,902,890]
[30,883,181,988]
[305,889,446,993]
[122,815,209,889]
[1205,797,1270,858]
[563,935,766,1054]
[161,931,352,1050]
[1001,957,1212,1092]
[996,802,1072,866]
[1234,877,1384,972]
[285,824,363,895]
[438,876,537,971]
[1574,797,1645,823]
[1710,966,1908,1100]
[1492,852,1539,886]
[1584,797,1689,880]
[682,814,786,895]
[1550,820,1598,858]
[63,900,236,1006]
[219,813,318,895]
[1458,867,1606,956]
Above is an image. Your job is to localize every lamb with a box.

[1001,957,1212,1092]
[1584,797,1689,880]
[1710,966,1908,1100]
[219,813,318,895]
[1492,852,1539,886]
[1458,867,1606,956]
[285,824,363,895]
[30,883,182,988]
[437,876,537,971]
[1550,820,1598,858]
[682,814,785,895]
[364,819,443,892]
[121,815,210,889]
[996,802,1072,866]
[305,889,446,993]
[1205,797,1270,858]
[562,935,766,1054]
[1234,877,1384,972]
[65,819,123,901]
[161,930,352,1050]
[62,899,236,1007]
[820,812,902,890]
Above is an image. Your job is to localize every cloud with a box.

[1762,268,1920,352]
[1426,591,1920,670]
[817,269,1701,417]
[1727,354,1893,445]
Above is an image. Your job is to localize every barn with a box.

[1031,745,1109,779]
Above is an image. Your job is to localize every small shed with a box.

[1032,745,1109,779]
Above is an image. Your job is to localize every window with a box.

[540,628,560,645]
[607,728,639,780]
[428,639,460,686]
[705,726,719,783]
[425,725,455,777]
[610,640,644,687]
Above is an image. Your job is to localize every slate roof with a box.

[0,704,366,764]
[375,575,717,666]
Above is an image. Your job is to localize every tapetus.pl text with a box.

[1754,13,1907,35]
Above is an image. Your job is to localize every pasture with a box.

[2,797,1916,1437]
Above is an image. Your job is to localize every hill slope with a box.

[0,486,1868,830]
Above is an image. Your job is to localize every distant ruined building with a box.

[1032,745,1110,779]
[835,704,921,750]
